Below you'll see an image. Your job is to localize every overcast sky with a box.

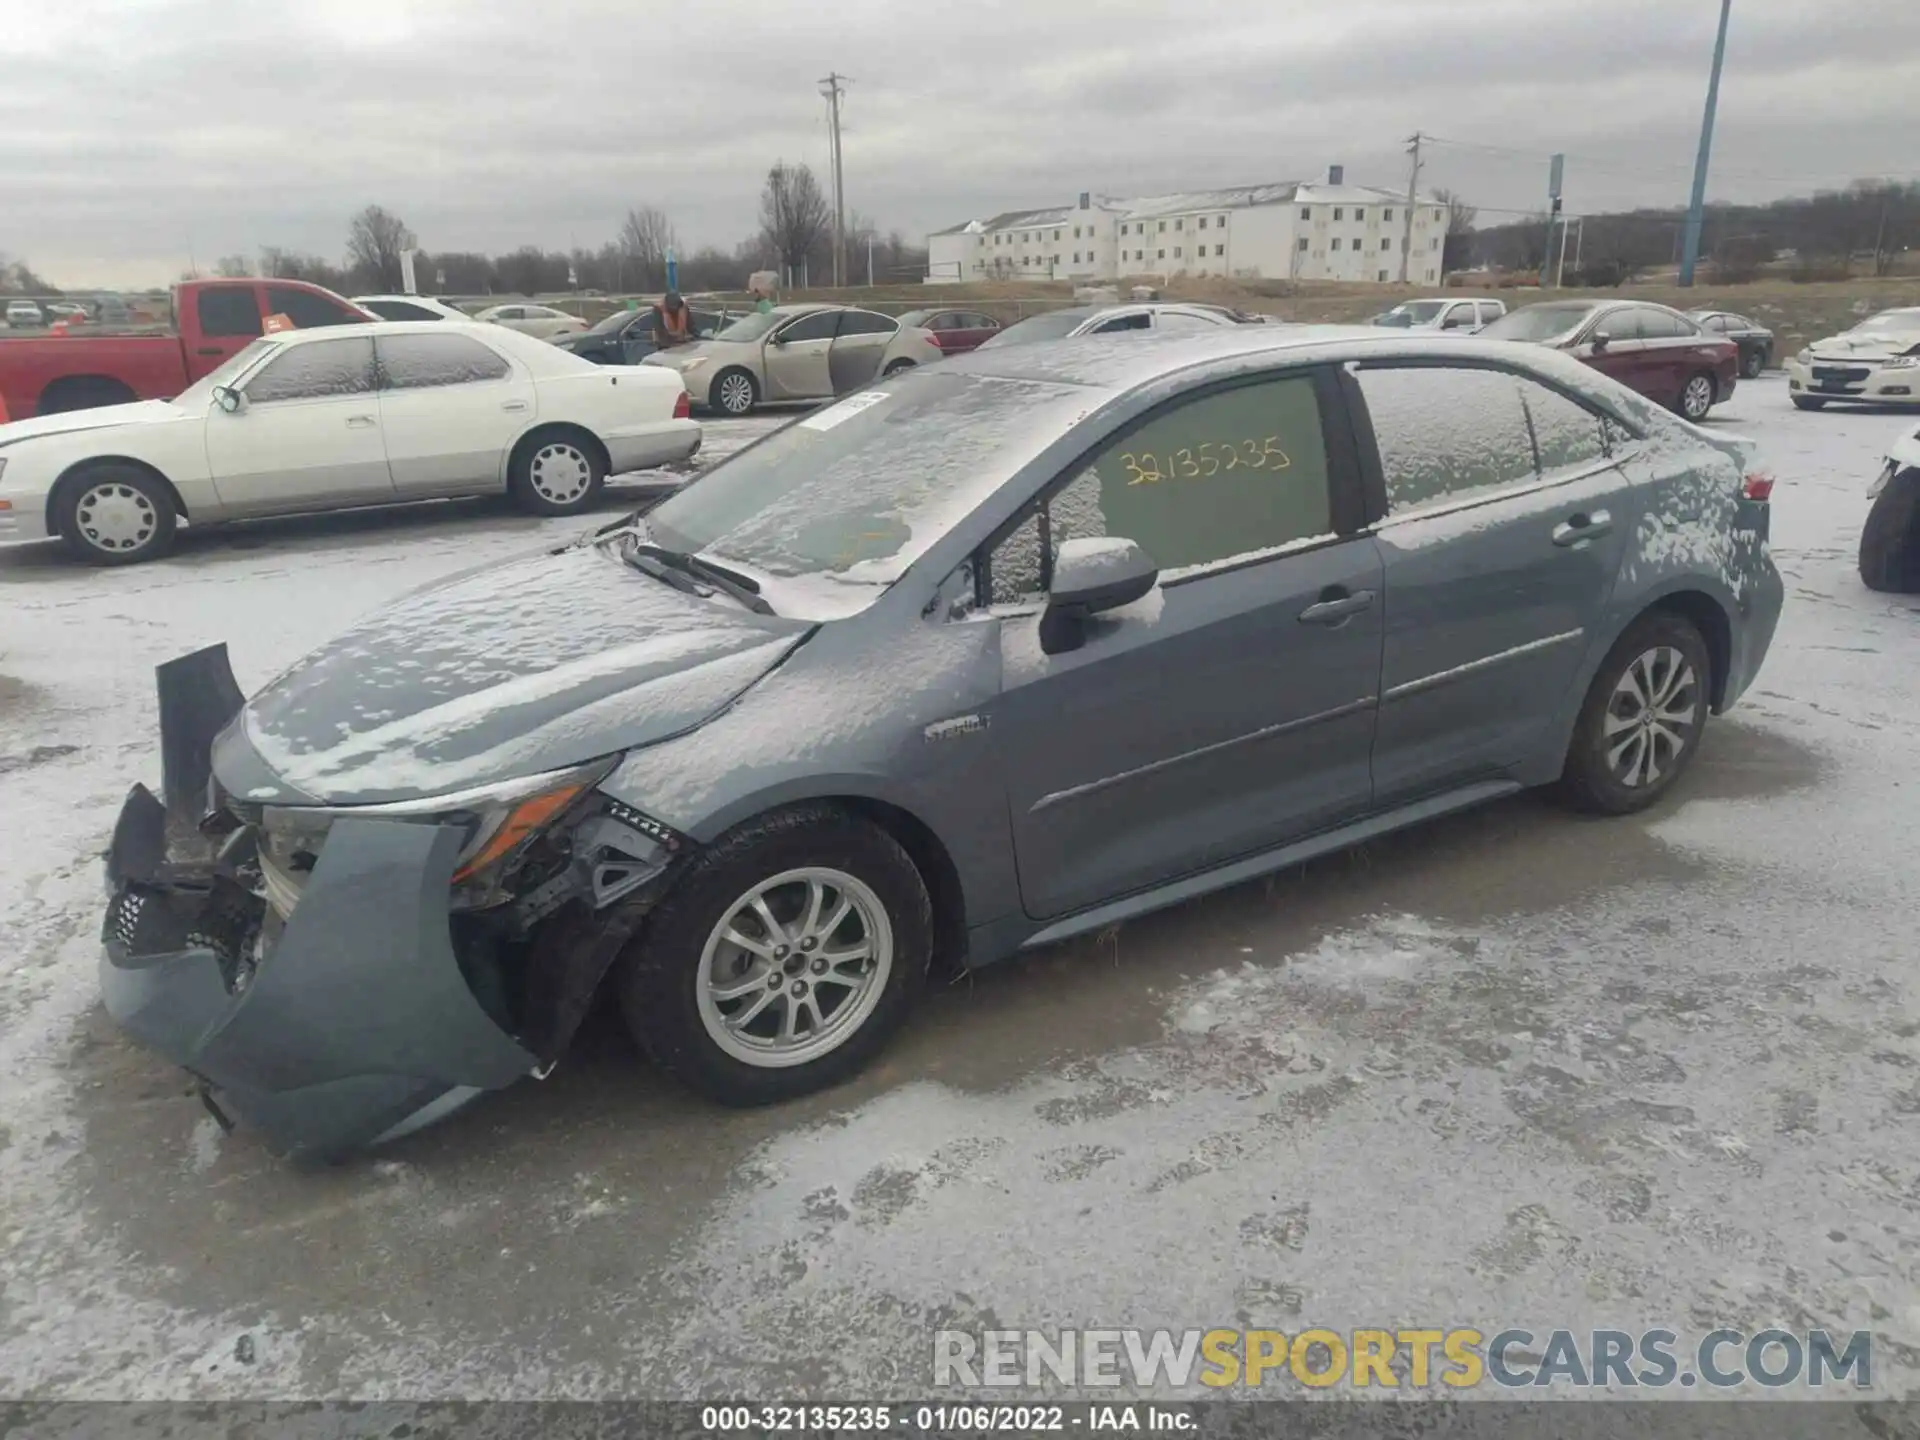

[9,0,1920,287]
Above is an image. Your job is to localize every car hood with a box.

[222,543,811,805]
[643,339,748,370]
[1809,331,1920,361]
[0,398,185,449]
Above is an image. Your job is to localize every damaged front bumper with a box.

[101,645,672,1162]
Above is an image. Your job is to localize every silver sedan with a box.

[642,304,944,415]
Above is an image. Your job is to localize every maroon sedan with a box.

[896,308,1001,355]
[1480,300,1738,421]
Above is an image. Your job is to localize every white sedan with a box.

[1784,307,1920,410]
[0,321,699,565]
[474,303,588,341]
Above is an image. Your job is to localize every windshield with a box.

[1854,310,1920,335]
[1480,304,1595,343]
[711,311,783,343]
[642,369,1095,585]
[173,339,277,408]
[979,308,1094,348]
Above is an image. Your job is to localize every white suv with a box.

[5,300,45,329]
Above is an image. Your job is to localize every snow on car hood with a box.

[231,544,810,804]
[1808,329,1920,361]
[0,399,184,448]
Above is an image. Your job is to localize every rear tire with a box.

[882,359,916,376]
[1740,347,1765,380]
[1554,613,1712,815]
[619,805,930,1107]
[1860,466,1920,594]
[711,367,758,417]
[1791,395,1827,411]
[508,429,606,516]
[53,463,178,565]
[1678,372,1716,422]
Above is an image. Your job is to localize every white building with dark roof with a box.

[927,167,1449,286]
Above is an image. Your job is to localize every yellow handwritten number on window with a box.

[1121,437,1290,485]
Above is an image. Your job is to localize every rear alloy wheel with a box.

[1859,465,1920,594]
[1741,347,1765,380]
[620,805,929,1106]
[55,465,177,565]
[1679,373,1716,421]
[882,359,916,377]
[1556,613,1711,815]
[509,433,606,516]
[1791,395,1827,412]
[712,368,758,417]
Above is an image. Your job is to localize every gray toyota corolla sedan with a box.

[101,327,1784,1160]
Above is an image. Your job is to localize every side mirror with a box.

[1590,331,1612,352]
[770,330,789,346]
[1039,537,1159,655]
[213,385,244,414]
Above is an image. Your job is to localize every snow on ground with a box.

[1,382,1917,1402]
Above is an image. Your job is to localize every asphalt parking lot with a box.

[1,380,1917,1402]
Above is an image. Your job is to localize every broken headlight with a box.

[258,757,620,917]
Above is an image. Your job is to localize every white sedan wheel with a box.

[528,442,593,506]
[75,481,160,555]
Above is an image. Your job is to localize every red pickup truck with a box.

[0,279,373,420]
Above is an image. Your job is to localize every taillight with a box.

[1742,473,1774,501]
[673,390,691,420]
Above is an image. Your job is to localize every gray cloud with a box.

[8,0,1920,286]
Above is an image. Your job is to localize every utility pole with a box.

[819,72,850,289]
[1545,153,1565,288]
[1679,0,1733,287]
[1398,132,1422,284]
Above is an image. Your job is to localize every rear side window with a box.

[836,310,897,337]
[266,286,366,329]
[244,337,376,403]
[1356,366,1536,515]
[986,373,1334,601]
[378,333,511,389]
[1519,381,1609,474]
[1477,302,1503,325]
[364,299,443,322]
[1092,312,1151,333]
[197,287,263,338]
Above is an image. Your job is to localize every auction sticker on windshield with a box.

[800,390,892,432]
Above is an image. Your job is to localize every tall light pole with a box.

[1679,0,1733,287]
[819,72,850,289]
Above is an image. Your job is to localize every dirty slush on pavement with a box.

[1,388,1918,1414]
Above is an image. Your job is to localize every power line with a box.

[1422,133,1920,191]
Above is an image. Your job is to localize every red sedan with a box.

[896,308,1001,355]
[1481,300,1738,421]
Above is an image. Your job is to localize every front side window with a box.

[378,333,511,389]
[1638,308,1692,339]
[1356,365,1536,515]
[835,310,898,337]
[197,287,263,338]
[1093,313,1151,333]
[267,286,365,329]
[244,337,376,403]
[985,373,1334,602]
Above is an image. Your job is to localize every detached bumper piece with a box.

[100,646,538,1161]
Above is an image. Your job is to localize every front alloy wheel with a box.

[713,369,757,416]
[1680,373,1715,421]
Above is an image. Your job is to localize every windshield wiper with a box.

[626,542,775,615]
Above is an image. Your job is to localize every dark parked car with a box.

[556,305,739,366]
[100,327,1782,1159]
[1689,310,1774,379]
[1481,300,1739,421]
[1861,424,1920,592]
[896,308,1001,354]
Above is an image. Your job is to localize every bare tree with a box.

[0,255,53,293]
[346,205,416,290]
[259,247,349,291]
[618,206,677,291]
[759,162,830,284]
[214,254,253,278]
[1434,187,1478,235]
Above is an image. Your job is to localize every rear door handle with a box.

[1298,588,1376,625]
[346,414,377,428]
[1552,509,1612,547]
[196,347,223,356]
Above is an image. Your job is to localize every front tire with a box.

[1678,372,1716,422]
[1791,394,1827,412]
[508,430,606,516]
[1555,613,1712,815]
[1860,466,1920,594]
[711,367,759,417]
[620,805,931,1106]
[54,464,178,565]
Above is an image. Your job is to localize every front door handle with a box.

[1552,509,1613,547]
[196,347,223,356]
[502,399,529,412]
[1298,588,1376,626]
[346,414,377,428]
